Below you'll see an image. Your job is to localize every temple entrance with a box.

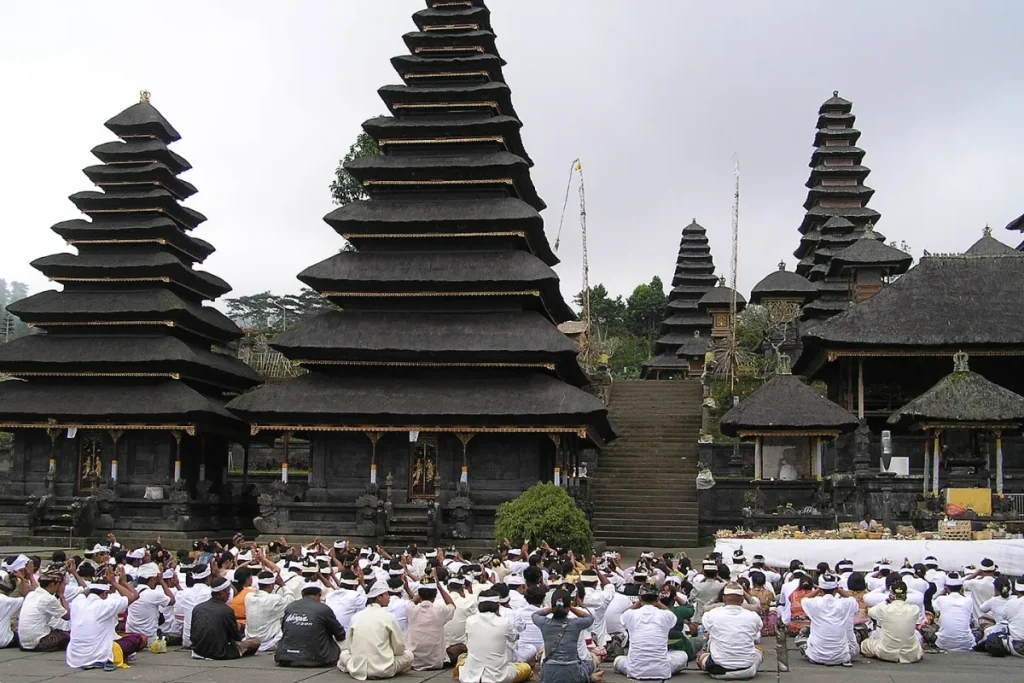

[409,436,438,499]
[76,431,105,494]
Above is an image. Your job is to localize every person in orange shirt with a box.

[229,568,254,628]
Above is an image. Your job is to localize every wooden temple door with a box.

[409,436,438,499]
[76,431,105,494]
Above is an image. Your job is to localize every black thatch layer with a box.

[799,256,1024,358]
[70,190,207,230]
[392,54,504,85]
[1007,212,1024,232]
[800,206,880,232]
[805,165,871,187]
[91,139,191,174]
[105,101,181,144]
[0,380,241,430]
[888,368,1024,428]
[0,335,261,389]
[402,29,501,63]
[323,198,557,266]
[413,6,492,32]
[642,352,689,370]
[227,372,614,440]
[8,289,241,343]
[720,373,858,436]
[965,234,1020,256]
[31,251,230,300]
[750,268,819,304]
[828,235,912,273]
[819,94,853,114]
[83,162,197,200]
[50,218,214,263]
[362,115,529,166]
[378,82,517,120]
[698,285,746,310]
[813,127,862,146]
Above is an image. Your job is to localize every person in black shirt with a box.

[189,578,261,660]
[275,583,346,667]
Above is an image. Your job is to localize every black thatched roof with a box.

[642,352,689,370]
[323,198,557,267]
[8,289,241,344]
[105,101,180,144]
[413,6,492,32]
[83,162,197,200]
[720,373,858,436]
[392,53,505,85]
[965,233,1020,256]
[827,234,912,274]
[1007,212,1024,232]
[91,139,191,174]
[31,251,230,300]
[49,218,213,264]
[819,93,853,114]
[750,266,818,304]
[888,358,1024,428]
[362,114,529,166]
[800,206,880,233]
[378,82,517,120]
[798,256,1024,369]
[227,372,614,442]
[675,336,712,359]
[0,380,241,431]
[0,335,260,389]
[70,190,207,230]
[698,285,746,310]
[402,29,501,64]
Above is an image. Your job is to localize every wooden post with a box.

[814,436,823,481]
[47,427,60,475]
[108,430,122,483]
[367,432,380,486]
[242,444,250,488]
[857,358,865,420]
[932,431,941,497]
[281,432,291,483]
[754,436,763,479]
[922,437,930,496]
[995,429,1004,496]
[172,431,182,482]
[550,435,561,486]
[457,433,474,486]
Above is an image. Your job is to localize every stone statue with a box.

[853,421,872,473]
[778,458,798,481]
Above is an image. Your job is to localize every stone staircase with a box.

[590,380,703,548]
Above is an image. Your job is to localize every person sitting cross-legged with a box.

[860,581,923,664]
[338,580,413,680]
[698,583,764,680]
[798,573,859,667]
[66,566,143,670]
[275,582,346,667]
[613,581,689,678]
[457,589,532,683]
[189,577,261,660]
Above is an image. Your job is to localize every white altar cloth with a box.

[714,538,1024,575]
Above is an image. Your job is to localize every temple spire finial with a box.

[778,260,787,271]
[984,224,992,237]
[139,89,151,104]
[718,276,726,286]
[833,90,839,97]
[953,350,969,373]
[777,353,792,375]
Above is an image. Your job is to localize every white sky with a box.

[1,0,1022,308]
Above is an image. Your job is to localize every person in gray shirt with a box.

[275,584,345,667]
[531,588,601,683]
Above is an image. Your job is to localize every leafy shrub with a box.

[494,483,593,555]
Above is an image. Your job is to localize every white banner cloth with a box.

[715,538,1024,575]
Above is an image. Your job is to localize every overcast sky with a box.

[2,0,1022,309]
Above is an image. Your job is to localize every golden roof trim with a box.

[0,422,196,436]
[294,360,555,371]
[377,135,504,147]
[826,348,1024,362]
[11,372,180,380]
[320,289,541,299]
[422,24,480,31]
[392,101,499,112]
[251,424,586,438]
[363,178,514,188]
[738,430,841,438]
[403,71,490,80]
[67,238,205,262]
[414,46,485,55]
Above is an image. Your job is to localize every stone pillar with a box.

[728,395,744,476]
[932,431,941,497]
[281,432,291,483]
[857,358,865,421]
[367,432,380,490]
[172,431,182,482]
[995,430,1004,496]
[922,438,931,496]
[109,430,121,483]
[754,437,762,479]
[853,421,872,474]
[813,436,824,481]
[457,433,474,489]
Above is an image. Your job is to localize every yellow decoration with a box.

[946,488,992,516]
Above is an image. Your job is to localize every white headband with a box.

[191,566,211,580]
[257,575,277,586]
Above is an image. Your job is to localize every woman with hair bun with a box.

[531,589,600,683]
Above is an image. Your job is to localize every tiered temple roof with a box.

[794,93,908,322]
[642,220,719,376]
[228,0,614,444]
[0,95,259,433]
[1007,212,1024,250]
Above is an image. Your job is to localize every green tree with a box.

[330,131,382,206]
[494,483,593,555]
[574,284,627,340]
[626,276,668,345]
[225,288,335,335]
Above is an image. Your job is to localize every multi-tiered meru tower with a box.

[643,220,718,379]
[228,0,614,541]
[793,93,909,323]
[0,95,260,538]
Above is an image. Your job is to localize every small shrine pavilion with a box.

[0,95,259,537]
[888,352,1024,497]
[643,220,719,379]
[228,0,614,542]
[720,360,858,481]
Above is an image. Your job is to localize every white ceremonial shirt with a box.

[245,588,290,651]
[964,576,997,621]
[326,587,366,631]
[904,575,931,595]
[980,595,1012,623]
[604,592,632,636]
[701,605,763,672]
[933,592,976,652]
[444,591,478,646]
[125,585,171,639]
[801,594,858,665]
[388,595,410,635]
[0,594,23,648]
[511,604,544,662]
[1005,597,1024,641]
[458,612,519,683]
[66,593,129,669]
[282,572,304,603]
[582,583,617,646]
[343,603,408,681]
[18,587,67,650]
[925,568,947,593]
[406,600,456,670]
[863,588,925,624]
[620,606,679,680]
[161,586,181,636]
[744,567,781,586]
[176,583,211,648]
[867,600,923,663]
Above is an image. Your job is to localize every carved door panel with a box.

[76,432,104,493]
[409,437,438,499]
